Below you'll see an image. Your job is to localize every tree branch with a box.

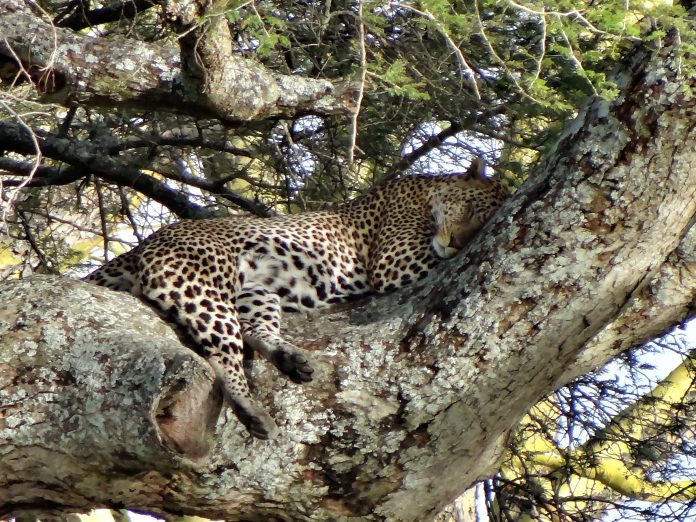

[0,0,356,122]
[0,123,275,217]
[393,120,464,175]
[561,217,696,384]
[107,136,254,158]
[0,157,84,186]
[0,121,213,219]
[390,106,510,176]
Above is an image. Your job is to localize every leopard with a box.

[83,158,509,439]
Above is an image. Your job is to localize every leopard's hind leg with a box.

[137,264,279,439]
[237,286,314,384]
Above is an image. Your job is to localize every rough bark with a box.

[1,33,695,522]
[0,0,355,122]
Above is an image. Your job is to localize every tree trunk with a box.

[1,33,695,522]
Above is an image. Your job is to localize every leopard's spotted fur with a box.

[84,159,509,438]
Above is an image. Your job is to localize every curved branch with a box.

[390,106,509,176]
[393,120,464,175]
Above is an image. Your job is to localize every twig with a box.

[530,8,547,88]
[119,187,144,242]
[94,178,110,260]
[17,210,51,273]
[348,0,367,168]
[0,98,43,223]
[558,20,598,96]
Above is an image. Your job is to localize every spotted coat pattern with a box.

[84,160,509,438]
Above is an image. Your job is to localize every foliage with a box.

[488,331,696,521]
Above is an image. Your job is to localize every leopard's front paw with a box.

[271,347,314,384]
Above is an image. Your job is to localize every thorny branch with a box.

[395,2,481,100]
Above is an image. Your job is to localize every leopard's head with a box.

[430,158,509,259]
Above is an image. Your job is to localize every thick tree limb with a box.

[1,27,695,522]
[0,0,355,121]
[562,217,696,383]
[0,279,223,518]
[158,0,356,121]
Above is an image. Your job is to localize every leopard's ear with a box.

[460,156,487,181]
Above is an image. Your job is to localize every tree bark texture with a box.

[0,0,355,121]
[1,33,695,522]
